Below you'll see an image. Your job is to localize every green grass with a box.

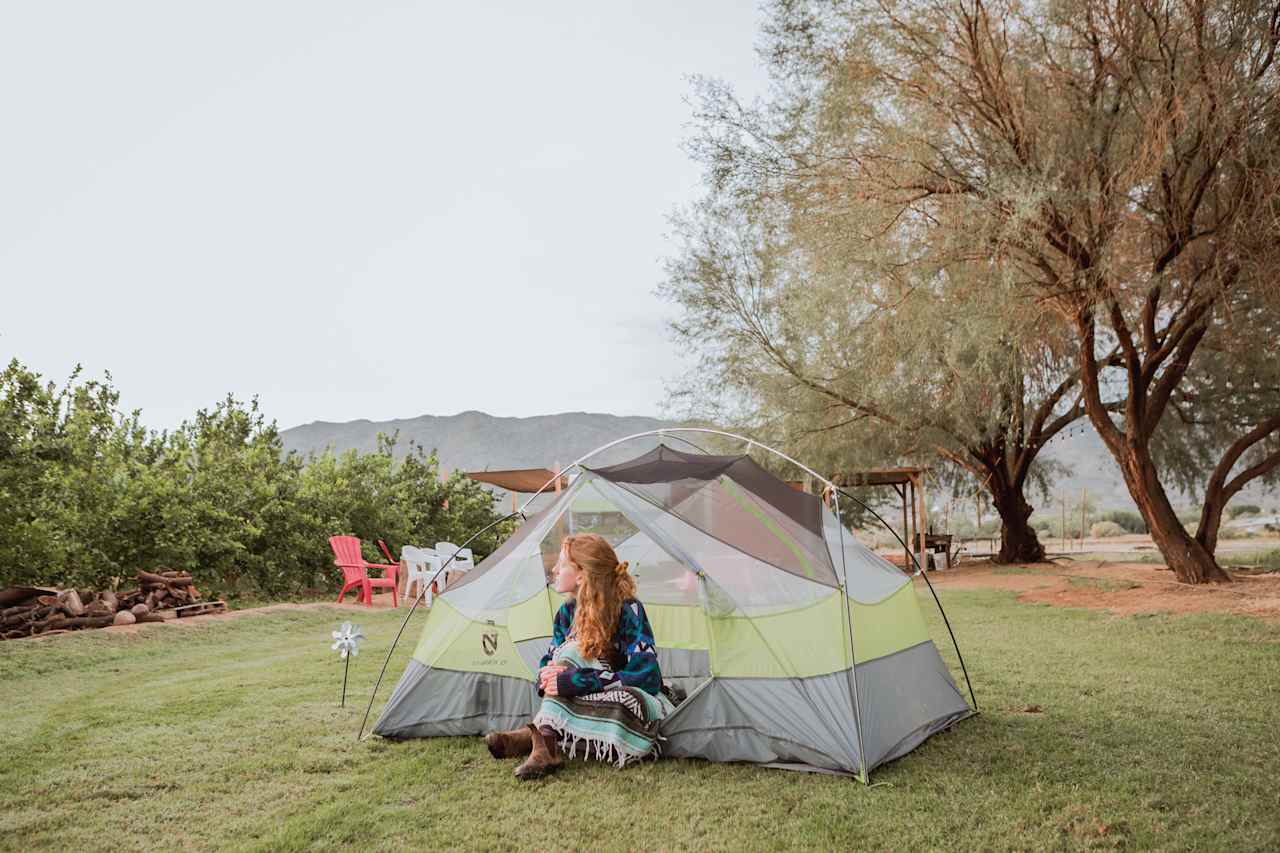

[2,593,1279,851]
[1220,548,1280,571]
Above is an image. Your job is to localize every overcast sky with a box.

[1,2,769,431]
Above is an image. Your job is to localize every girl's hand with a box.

[539,665,565,695]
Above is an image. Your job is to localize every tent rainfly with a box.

[372,441,975,780]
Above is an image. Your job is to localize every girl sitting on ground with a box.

[484,532,672,780]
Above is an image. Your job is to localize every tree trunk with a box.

[1117,442,1232,583]
[989,477,1046,564]
[1195,492,1227,555]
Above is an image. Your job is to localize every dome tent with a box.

[369,436,975,780]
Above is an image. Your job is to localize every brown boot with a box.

[485,726,534,759]
[514,725,563,780]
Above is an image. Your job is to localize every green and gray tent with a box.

[373,444,973,779]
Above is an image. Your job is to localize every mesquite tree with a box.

[1151,287,1280,553]
[733,0,1280,583]
[662,20,1132,561]
[664,187,1090,563]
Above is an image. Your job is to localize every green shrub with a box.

[0,360,512,597]
[1227,503,1262,519]
[1096,509,1147,533]
[1089,520,1126,538]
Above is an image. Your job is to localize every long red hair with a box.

[562,533,636,661]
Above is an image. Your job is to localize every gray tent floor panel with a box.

[372,661,539,739]
[873,708,974,770]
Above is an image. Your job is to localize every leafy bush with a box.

[0,360,513,598]
[1175,508,1203,532]
[1089,520,1126,538]
[1227,503,1262,519]
[1095,509,1147,533]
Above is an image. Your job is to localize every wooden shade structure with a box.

[825,467,934,572]
[465,466,566,513]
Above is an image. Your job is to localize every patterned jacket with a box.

[537,598,662,698]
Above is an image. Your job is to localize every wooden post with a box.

[1080,488,1087,552]
[554,460,562,495]
[915,473,929,572]
[899,483,910,571]
[905,480,915,571]
[974,493,981,556]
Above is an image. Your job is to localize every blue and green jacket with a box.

[537,598,662,698]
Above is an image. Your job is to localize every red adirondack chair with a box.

[330,535,399,607]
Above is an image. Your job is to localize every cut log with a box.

[134,612,167,624]
[112,610,136,626]
[0,586,59,608]
[59,590,85,617]
[131,603,150,617]
[83,601,115,618]
[30,614,69,633]
[58,615,115,630]
[101,590,119,612]
[138,570,194,588]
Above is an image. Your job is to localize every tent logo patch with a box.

[481,632,498,656]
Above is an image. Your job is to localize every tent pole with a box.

[507,426,976,711]
[832,492,869,783]
[831,488,979,712]
[356,510,525,741]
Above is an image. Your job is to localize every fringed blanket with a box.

[532,641,675,767]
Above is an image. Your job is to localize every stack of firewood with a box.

[0,570,218,640]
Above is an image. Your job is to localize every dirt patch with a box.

[18,592,404,641]
[925,560,1280,621]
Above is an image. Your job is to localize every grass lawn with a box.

[2,590,1278,851]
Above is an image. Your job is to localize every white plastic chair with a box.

[400,545,444,605]
[434,542,475,576]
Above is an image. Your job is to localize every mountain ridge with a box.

[280,410,1276,513]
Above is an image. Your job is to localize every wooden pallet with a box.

[173,600,227,618]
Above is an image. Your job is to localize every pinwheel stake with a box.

[331,622,365,707]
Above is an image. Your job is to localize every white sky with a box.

[1,2,769,431]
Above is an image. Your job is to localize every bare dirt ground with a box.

[20,592,405,641]
[925,559,1280,622]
